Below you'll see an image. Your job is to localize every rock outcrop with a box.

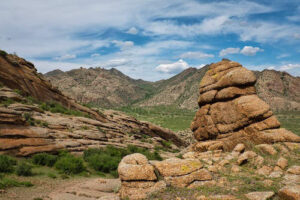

[0,52,186,156]
[191,60,300,152]
[118,153,213,199]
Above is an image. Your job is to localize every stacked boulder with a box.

[118,153,213,200]
[191,59,300,152]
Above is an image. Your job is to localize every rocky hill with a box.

[45,67,156,108]
[0,50,185,156]
[46,65,300,112]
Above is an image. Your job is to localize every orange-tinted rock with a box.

[191,60,300,151]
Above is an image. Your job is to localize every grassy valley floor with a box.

[119,106,300,136]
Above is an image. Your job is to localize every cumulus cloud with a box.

[180,51,214,59]
[126,27,138,34]
[219,46,263,57]
[155,59,189,74]
[219,48,240,57]
[54,54,76,61]
[240,46,263,56]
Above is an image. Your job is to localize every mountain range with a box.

[46,64,300,112]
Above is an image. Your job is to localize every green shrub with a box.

[0,98,14,107]
[55,155,85,174]
[0,155,16,173]
[0,50,7,57]
[39,101,88,117]
[32,153,57,167]
[83,145,162,177]
[23,112,35,125]
[16,162,33,176]
[0,177,33,189]
[47,173,57,179]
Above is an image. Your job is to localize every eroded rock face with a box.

[118,153,212,199]
[191,60,300,152]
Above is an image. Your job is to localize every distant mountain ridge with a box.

[45,64,300,111]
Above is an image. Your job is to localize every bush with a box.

[0,155,16,173]
[39,101,88,117]
[0,50,7,57]
[16,162,33,176]
[55,155,85,174]
[32,153,57,167]
[0,178,33,189]
[83,145,162,177]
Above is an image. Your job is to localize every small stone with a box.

[233,143,245,153]
[231,165,241,173]
[219,159,230,167]
[269,170,283,178]
[245,191,275,200]
[278,185,300,200]
[256,166,273,176]
[254,155,264,167]
[237,151,257,165]
[277,157,288,170]
[208,165,218,173]
[263,180,273,187]
[287,166,300,175]
[274,166,283,172]
[256,144,277,155]
[282,174,300,185]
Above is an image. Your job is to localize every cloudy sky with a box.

[1,0,300,81]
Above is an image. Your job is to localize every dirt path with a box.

[0,177,120,200]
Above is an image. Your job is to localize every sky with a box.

[0,0,300,81]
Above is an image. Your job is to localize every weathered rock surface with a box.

[245,191,275,200]
[46,178,120,200]
[278,185,300,200]
[118,153,213,199]
[191,60,300,152]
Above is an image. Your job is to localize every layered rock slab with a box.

[118,153,212,200]
[191,60,300,152]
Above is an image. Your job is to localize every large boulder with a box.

[191,60,300,152]
[118,153,166,200]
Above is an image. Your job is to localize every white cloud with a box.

[195,64,206,69]
[112,40,134,50]
[219,46,263,57]
[103,58,131,68]
[276,54,289,59]
[54,54,76,61]
[240,46,263,56]
[180,51,214,59]
[91,53,100,58]
[126,27,138,34]
[279,64,300,71]
[219,48,240,57]
[267,66,275,70]
[155,59,189,74]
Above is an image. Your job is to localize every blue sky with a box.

[0,0,300,81]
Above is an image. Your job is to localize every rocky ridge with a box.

[0,51,185,156]
[46,64,300,112]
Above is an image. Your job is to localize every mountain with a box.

[254,69,300,111]
[45,67,156,108]
[45,63,300,112]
